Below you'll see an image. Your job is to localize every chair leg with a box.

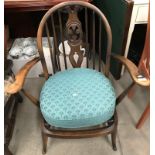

[111,112,118,151]
[136,103,150,129]
[128,84,135,98]
[111,127,117,151]
[41,132,48,154]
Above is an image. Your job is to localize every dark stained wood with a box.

[51,15,61,71]
[5,0,92,12]
[41,130,48,154]
[85,7,89,68]
[37,1,112,76]
[64,8,84,68]
[5,2,142,153]
[41,114,117,139]
[92,10,95,69]
[36,2,116,153]
[116,82,135,106]
[45,22,56,73]
[98,17,101,72]
[21,89,40,107]
[111,111,118,151]
[58,10,67,69]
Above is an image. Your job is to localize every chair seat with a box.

[40,68,116,128]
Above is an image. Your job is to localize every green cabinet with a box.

[93,0,133,79]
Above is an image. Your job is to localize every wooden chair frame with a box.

[5,1,150,154]
[128,6,150,129]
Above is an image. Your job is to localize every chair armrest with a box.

[5,57,40,94]
[111,53,150,87]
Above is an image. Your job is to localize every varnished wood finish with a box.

[5,0,92,12]
[41,129,48,154]
[128,7,150,128]
[111,53,150,87]
[36,2,117,153]
[85,8,89,68]
[5,57,40,94]
[116,82,135,106]
[21,89,40,107]
[58,10,67,69]
[41,113,117,139]
[5,1,150,153]
[6,2,142,153]
[136,103,150,129]
[92,10,95,69]
[111,111,118,151]
[37,1,112,77]
[135,10,150,128]
[45,22,56,73]
[98,17,102,72]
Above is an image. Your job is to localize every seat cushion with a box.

[40,68,116,128]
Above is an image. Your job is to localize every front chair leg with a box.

[111,128,117,151]
[41,132,48,154]
[111,112,118,151]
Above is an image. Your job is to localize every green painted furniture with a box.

[93,0,133,79]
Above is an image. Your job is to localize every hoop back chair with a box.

[5,1,150,154]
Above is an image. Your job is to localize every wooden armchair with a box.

[5,1,150,154]
[128,9,150,129]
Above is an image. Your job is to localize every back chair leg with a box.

[42,132,48,154]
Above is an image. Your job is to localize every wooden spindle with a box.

[85,7,89,68]
[92,11,95,69]
[45,22,55,73]
[98,17,101,72]
[58,11,68,70]
[51,15,61,71]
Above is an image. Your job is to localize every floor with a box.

[9,70,149,155]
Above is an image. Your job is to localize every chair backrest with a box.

[37,1,112,79]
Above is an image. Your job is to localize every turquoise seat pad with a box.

[40,68,116,128]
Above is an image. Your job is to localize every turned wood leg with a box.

[42,132,48,154]
[111,112,118,151]
[136,104,150,129]
[111,128,117,151]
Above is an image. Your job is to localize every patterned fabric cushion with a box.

[40,68,116,128]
